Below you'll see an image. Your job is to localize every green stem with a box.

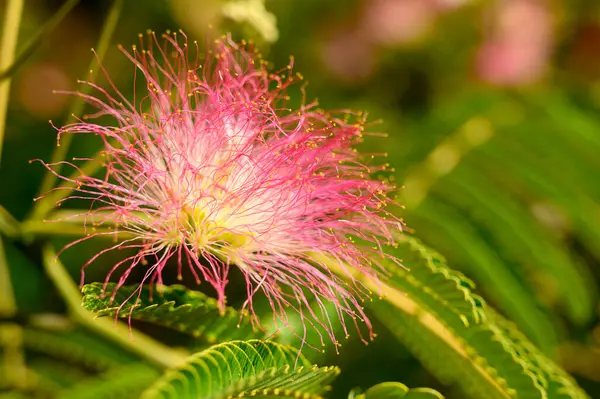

[0,1,27,388]
[21,208,139,241]
[0,238,16,317]
[0,0,24,165]
[0,0,80,81]
[0,204,20,238]
[20,220,131,242]
[47,207,119,221]
[0,323,27,389]
[0,239,28,389]
[41,243,186,369]
[30,0,123,221]
[48,207,149,224]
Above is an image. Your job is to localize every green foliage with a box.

[352,382,445,399]
[59,363,159,399]
[435,163,593,323]
[28,358,89,389]
[1,1,599,399]
[386,235,485,330]
[401,89,599,358]
[409,198,558,353]
[369,235,589,399]
[3,238,54,314]
[82,283,259,344]
[22,326,140,371]
[0,393,29,399]
[141,340,339,399]
[15,326,154,398]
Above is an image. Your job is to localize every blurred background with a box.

[1,0,600,398]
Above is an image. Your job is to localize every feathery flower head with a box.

[44,31,402,347]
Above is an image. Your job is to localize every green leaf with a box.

[353,381,445,398]
[487,310,589,399]
[471,136,600,261]
[519,90,600,153]
[388,235,485,330]
[141,339,339,399]
[28,358,89,389]
[82,283,259,344]
[22,326,140,371]
[367,235,590,399]
[432,163,594,325]
[59,363,159,399]
[403,390,446,399]
[408,198,558,353]
[371,293,515,399]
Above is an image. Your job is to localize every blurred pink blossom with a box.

[322,0,470,80]
[434,0,469,12]
[322,28,377,81]
[363,0,437,45]
[361,0,468,46]
[17,62,70,118]
[476,0,553,86]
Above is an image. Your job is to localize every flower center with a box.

[181,206,254,259]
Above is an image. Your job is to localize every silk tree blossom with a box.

[41,31,402,347]
[475,0,553,86]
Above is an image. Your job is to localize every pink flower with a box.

[475,0,553,86]
[42,32,401,347]
[362,0,437,46]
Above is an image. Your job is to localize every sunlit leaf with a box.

[82,283,259,344]
[141,340,339,399]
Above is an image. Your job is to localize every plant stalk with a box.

[0,204,20,238]
[0,0,80,81]
[30,0,123,220]
[0,0,25,165]
[0,0,28,389]
[0,239,28,389]
[21,219,132,241]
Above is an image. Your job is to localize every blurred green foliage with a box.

[2,0,600,398]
